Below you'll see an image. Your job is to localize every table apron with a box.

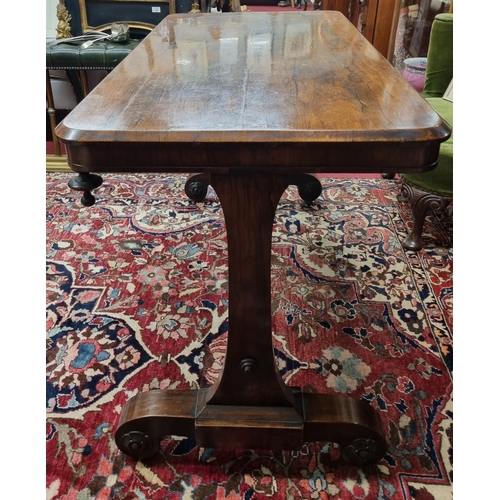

[63,141,442,174]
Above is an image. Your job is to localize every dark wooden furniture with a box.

[46,39,141,158]
[389,13,453,251]
[46,0,159,170]
[56,11,451,466]
[320,0,400,60]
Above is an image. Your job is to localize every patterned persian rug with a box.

[46,173,452,500]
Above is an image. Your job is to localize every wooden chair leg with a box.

[400,181,451,251]
[46,70,61,156]
[79,70,90,97]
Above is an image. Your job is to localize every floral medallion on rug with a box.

[46,173,452,500]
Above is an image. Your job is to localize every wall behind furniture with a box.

[47,0,59,38]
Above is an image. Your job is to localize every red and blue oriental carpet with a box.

[46,173,452,500]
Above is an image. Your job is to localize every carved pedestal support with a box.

[112,172,386,465]
[115,388,387,466]
[184,173,322,206]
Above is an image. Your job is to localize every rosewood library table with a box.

[56,11,450,466]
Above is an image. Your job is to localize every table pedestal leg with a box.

[112,172,387,465]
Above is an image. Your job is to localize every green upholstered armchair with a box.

[388,13,453,251]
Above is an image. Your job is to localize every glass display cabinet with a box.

[393,0,452,70]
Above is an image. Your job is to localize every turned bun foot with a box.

[68,172,103,207]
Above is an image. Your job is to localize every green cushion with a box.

[421,13,453,99]
[401,97,453,197]
[46,39,140,69]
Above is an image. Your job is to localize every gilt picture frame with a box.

[78,0,175,35]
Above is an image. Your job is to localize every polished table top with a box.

[56,11,450,174]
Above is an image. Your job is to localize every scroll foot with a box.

[114,389,387,464]
[115,389,198,460]
[303,393,387,466]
